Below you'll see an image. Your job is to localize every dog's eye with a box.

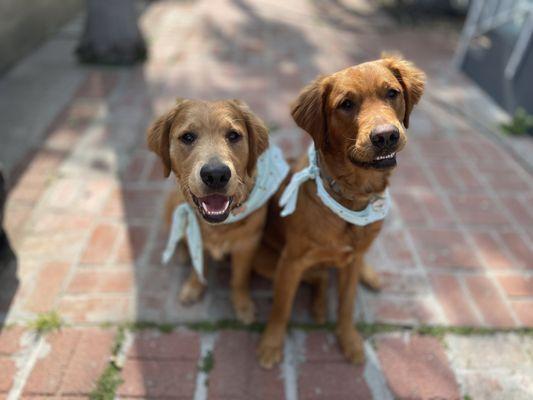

[339,99,354,111]
[179,131,197,145]
[386,89,400,99]
[226,130,242,143]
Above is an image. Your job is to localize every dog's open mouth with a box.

[192,193,232,223]
[350,152,397,170]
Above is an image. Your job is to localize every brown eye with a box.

[226,130,242,143]
[180,131,197,145]
[339,99,354,111]
[387,89,399,99]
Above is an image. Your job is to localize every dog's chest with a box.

[200,206,266,260]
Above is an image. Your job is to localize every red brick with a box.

[31,214,92,234]
[366,296,437,325]
[392,192,428,225]
[58,297,130,323]
[24,330,80,395]
[391,162,431,191]
[80,224,120,264]
[128,330,200,360]
[0,359,16,393]
[75,71,118,99]
[299,361,370,399]
[66,269,133,294]
[485,170,529,192]
[0,327,25,355]
[118,359,197,398]
[430,274,481,326]
[122,152,150,182]
[511,301,533,326]
[103,188,164,219]
[377,334,460,400]
[208,331,285,400]
[379,272,429,295]
[410,228,482,269]
[500,232,533,268]
[114,225,149,264]
[470,231,515,269]
[26,262,71,313]
[60,328,115,395]
[449,194,509,226]
[305,332,345,363]
[380,230,416,268]
[465,275,516,327]
[148,158,168,181]
[497,275,533,297]
[424,193,456,226]
[500,196,533,228]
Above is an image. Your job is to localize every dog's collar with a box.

[279,143,391,225]
[161,144,289,283]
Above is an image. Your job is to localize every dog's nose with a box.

[200,163,231,189]
[370,124,400,149]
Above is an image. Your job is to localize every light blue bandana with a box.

[279,143,391,225]
[162,144,290,283]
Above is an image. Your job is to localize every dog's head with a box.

[291,55,425,175]
[147,99,268,223]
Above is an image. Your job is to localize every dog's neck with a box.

[317,150,390,212]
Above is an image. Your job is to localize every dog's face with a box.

[291,56,425,171]
[147,99,268,223]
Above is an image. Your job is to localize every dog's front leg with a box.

[258,247,317,369]
[336,255,364,364]
[231,234,261,324]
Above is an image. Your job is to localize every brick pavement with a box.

[0,0,532,398]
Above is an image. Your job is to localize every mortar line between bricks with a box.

[282,330,303,400]
[409,111,518,326]
[363,341,394,400]
[193,332,217,400]
[7,334,45,400]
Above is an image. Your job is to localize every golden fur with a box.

[148,99,269,324]
[257,56,426,368]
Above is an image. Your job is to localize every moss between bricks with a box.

[89,326,127,400]
[27,311,64,335]
[198,350,214,374]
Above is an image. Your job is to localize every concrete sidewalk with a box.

[0,0,532,399]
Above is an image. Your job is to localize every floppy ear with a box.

[291,76,331,148]
[229,100,269,176]
[381,55,426,128]
[146,99,187,177]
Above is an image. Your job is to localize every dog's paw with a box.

[360,264,382,292]
[178,280,205,305]
[233,295,256,325]
[337,328,365,364]
[257,339,283,369]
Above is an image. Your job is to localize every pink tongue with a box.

[201,195,229,213]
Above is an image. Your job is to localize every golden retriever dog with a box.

[257,56,426,368]
[147,98,272,324]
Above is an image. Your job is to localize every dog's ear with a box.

[146,99,188,177]
[381,55,426,128]
[291,75,331,148]
[230,100,269,176]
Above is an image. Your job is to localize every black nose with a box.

[200,163,231,189]
[370,124,400,149]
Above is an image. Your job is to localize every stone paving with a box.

[0,0,532,399]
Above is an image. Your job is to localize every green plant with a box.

[500,108,533,136]
[198,350,214,373]
[28,311,63,335]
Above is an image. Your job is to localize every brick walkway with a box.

[1,0,532,399]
